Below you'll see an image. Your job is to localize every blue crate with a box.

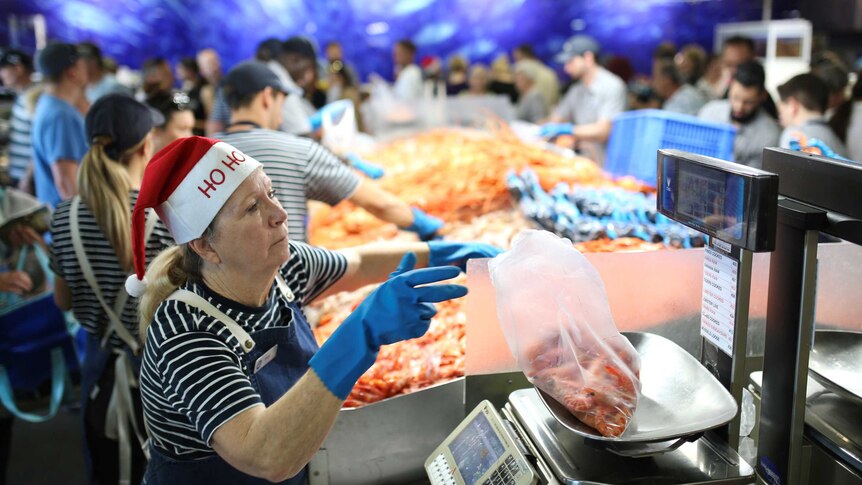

[605,109,736,186]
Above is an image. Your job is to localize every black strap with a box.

[225,120,262,130]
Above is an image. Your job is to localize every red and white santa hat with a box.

[125,136,262,297]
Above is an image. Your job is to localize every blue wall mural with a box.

[0,0,782,81]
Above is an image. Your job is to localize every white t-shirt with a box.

[394,64,423,100]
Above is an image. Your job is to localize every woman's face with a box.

[207,169,290,277]
[154,110,194,152]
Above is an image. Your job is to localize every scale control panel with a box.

[425,400,538,485]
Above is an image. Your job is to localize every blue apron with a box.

[143,275,318,485]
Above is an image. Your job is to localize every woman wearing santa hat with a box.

[49,93,174,484]
[130,136,499,484]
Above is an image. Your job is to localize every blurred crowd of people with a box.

[1,33,858,190]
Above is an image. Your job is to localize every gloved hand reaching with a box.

[309,253,467,399]
[539,122,575,139]
[405,207,444,241]
[428,241,504,271]
[346,153,385,179]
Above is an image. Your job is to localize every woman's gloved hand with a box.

[309,253,467,399]
[428,241,503,271]
[539,122,575,139]
[405,207,444,241]
[346,153,385,179]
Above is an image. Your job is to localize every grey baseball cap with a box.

[222,61,301,104]
[555,35,601,63]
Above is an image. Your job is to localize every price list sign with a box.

[701,247,738,356]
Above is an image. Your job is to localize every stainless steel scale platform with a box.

[502,388,754,485]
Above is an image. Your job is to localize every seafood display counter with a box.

[304,134,862,484]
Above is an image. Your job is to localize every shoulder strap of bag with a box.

[0,347,66,423]
[70,197,158,353]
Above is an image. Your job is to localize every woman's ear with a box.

[189,236,222,265]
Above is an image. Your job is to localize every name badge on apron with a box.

[254,345,278,374]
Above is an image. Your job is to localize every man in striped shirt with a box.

[215,61,444,243]
[0,49,36,189]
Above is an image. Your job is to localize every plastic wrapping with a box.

[488,230,641,437]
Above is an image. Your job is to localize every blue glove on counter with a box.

[346,153,385,179]
[405,207,444,241]
[539,122,575,139]
[789,138,851,162]
[428,241,504,271]
[309,253,467,399]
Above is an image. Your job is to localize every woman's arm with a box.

[211,370,342,482]
[53,276,72,311]
[314,242,430,300]
[212,259,468,481]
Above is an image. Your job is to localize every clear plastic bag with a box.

[488,230,641,437]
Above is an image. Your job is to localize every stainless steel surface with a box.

[728,248,753,450]
[809,330,862,404]
[750,371,862,476]
[309,378,465,485]
[507,388,755,484]
[536,332,738,443]
[806,437,862,484]
[465,372,532,413]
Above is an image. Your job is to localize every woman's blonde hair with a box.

[78,136,147,271]
[138,225,214,341]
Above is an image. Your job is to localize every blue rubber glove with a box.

[428,241,504,271]
[308,111,323,132]
[804,138,851,161]
[539,122,575,139]
[346,153,385,179]
[309,253,467,399]
[405,207,444,241]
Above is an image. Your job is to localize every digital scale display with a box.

[448,411,507,485]
[658,149,778,252]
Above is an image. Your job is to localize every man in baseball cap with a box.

[31,42,90,207]
[0,49,33,93]
[213,61,447,244]
[540,34,627,164]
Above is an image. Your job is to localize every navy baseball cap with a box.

[0,49,32,69]
[222,61,300,102]
[37,43,81,78]
[555,35,601,63]
[86,93,164,160]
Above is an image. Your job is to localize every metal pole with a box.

[756,200,824,485]
[762,0,773,21]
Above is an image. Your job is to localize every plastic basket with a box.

[605,109,736,186]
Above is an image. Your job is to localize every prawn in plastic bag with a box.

[488,230,641,437]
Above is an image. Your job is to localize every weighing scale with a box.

[754,148,862,485]
[427,150,779,485]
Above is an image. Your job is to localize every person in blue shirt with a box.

[31,43,89,208]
